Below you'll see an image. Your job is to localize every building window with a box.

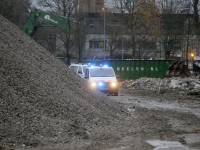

[89,40,106,49]
[138,41,156,49]
[114,41,122,49]
[113,40,130,50]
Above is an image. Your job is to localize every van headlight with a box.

[98,82,103,86]
[111,82,117,87]
[90,82,96,87]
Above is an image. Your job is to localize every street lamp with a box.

[102,7,106,60]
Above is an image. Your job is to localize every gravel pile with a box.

[0,15,126,149]
[121,76,200,94]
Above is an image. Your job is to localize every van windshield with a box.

[90,68,115,77]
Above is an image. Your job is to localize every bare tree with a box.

[0,0,15,22]
[112,0,161,59]
[42,0,87,65]
[73,11,87,63]
[160,0,200,63]
[193,0,199,29]
[99,10,122,59]
[0,0,31,26]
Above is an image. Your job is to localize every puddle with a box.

[111,95,200,118]
[180,133,200,144]
[147,140,189,150]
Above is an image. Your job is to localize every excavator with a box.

[165,61,191,78]
[21,9,74,36]
[22,9,70,35]
[165,56,200,78]
[22,9,85,64]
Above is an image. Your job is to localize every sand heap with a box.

[0,14,126,149]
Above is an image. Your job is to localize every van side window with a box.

[70,66,75,72]
[85,69,89,78]
[70,66,78,73]
[78,66,82,73]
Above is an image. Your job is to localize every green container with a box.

[104,59,173,80]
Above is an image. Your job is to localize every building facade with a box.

[75,0,104,13]
[30,0,200,61]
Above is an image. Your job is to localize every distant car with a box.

[84,65,119,96]
[69,64,88,78]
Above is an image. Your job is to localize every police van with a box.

[69,63,88,78]
[84,65,118,96]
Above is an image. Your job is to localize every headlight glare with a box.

[91,82,96,87]
[111,82,117,87]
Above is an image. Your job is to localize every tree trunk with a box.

[131,36,136,59]
[66,17,71,65]
[194,0,199,28]
[78,47,81,63]
[110,45,113,59]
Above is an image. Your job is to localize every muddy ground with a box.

[108,87,200,150]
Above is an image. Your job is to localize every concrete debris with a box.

[120,76,200,94]
[169,79,180,89]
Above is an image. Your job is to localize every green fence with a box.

[103,60,173,79]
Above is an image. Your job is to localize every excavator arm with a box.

[22,9,86,65]
[22,10,70,35]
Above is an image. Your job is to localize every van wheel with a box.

[113,91,118,96]
[108,92,112,96]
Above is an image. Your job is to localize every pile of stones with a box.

[121,76,200,95]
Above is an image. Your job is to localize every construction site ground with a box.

[2,87,200,150]
[109,87,200,150]
[0,14,200,150]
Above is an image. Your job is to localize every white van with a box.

[69,64,88,78]
[84,65,118,96]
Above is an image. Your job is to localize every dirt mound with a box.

[0,15,126,149]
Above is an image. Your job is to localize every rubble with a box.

[121,76,200,94]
